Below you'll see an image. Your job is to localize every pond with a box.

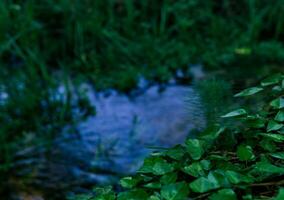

[15,83,206,199]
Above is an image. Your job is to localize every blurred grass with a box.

[1,0,283,91]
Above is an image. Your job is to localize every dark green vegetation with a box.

[1,0,284,91]
[0,67,95,196]
[71,74,284,199]
[0,0,284,199]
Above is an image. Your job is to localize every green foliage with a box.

[0,67,95,196]
[1,1,284,91]
[73,74,284,199]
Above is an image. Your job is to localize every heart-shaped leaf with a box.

[237,145,255,161]
[183,162,205,177]
[185,139,205,160]
[209,189,237,200]
[161,182,189,200]
[275,110,284,122]
[270,97,284,109]
[190,177,220,193]
[275,188,284,200]
[120,177,140,189]
[267,120,283,132]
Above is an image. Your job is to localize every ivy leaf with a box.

[149,196,160,200]
[139,157,174,175]
[200,160,211,170]
[275,188,284,200]
[207,170,230,187]
[199,126,225,141]
[269,152,284,160]
[254,162,284,174]
[189,177,220,193]
[260,133,284,142]
[209,189,237,200]
[234,87,263,97]
[120,177,140,189]
[237,145,255,161]
[94,187,116,200]
[260,138,277,152]
[117,189,149,200]
[221,109,247,118]
[144,182,161,189]
[185,139,205,160]
[160,172,177,185]
[261,73,282,87]
[149,195,161,200]
[225,171,254,184]
[267,120,283,132]
[165,145,185,160]
[161,182,189,200]
[152,160,175,175]
[275,110,284,122]
[270,97,284,109]
[183,162,205,177]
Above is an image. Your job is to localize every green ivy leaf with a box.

[275,110,284,122]
[185,139,205,160]
[242,194,253,200]
[234,87,263,97]
[269,152,284,160]
[225,171,254,184]
[183,162,205,177]
[120,177,140,189]
[94,187,116,200]
[209,189,237,200]
[161,182,189,200]
[261,74,282,87]
[260,139,276,152]
[189,177,220,193]
[200,160,211,170]
[199,126,225,141]
[260,133,284,142]
[267,120,283,132]
[144,182,161,189]
[138,157,174,175]
[270,97,284,109]
[275,188,284,200]
[153,160,175,175]
[237,145,255,161]
[254,162,284,174]
[221,109,247,118]
[149,195,161,200]
[207,170,230,187]
[160,172,177,185]
[117,189,149,200]
[165,145,185,160]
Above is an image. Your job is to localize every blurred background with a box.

[0,0,283,199]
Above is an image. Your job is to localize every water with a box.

[17,84,205,197]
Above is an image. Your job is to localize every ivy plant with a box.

[70,74,284,200]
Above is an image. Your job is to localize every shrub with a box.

[71,74,284,199]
